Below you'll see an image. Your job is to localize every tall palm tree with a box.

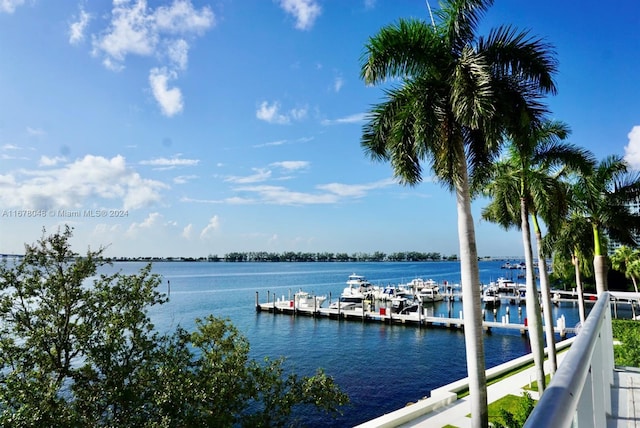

[572,155,640,295]
[359,1,557,425]
[480,120,592,385]
[544,211,594,323]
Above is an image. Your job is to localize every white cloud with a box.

[39,155,67,167]
[92,0,156,67]
[0,154,167,211]
[317,178,395,197]
[321,113,366,125]
[0,0,25,14]
[270,161,309,171]
[0,174,16,186]
[253,139,287,148]
[278,0,321,30]
[167,38,189,69]
[90,0,214,66]
[149,67,183,116]
[225,168,272,184]
[140,156,199,167]
[154,0,214,34]
[26,127,46,137]
[228,178,397,206]
[624,125,640,171]
[333,76,344,92]
[173,174,197,184]
[200,215,220,239]
[289,106,307,120]
[86,0,214,114]
[233,184,339,205]
[256,101,289,124]
[127,212,162,236]
[69,9,91,45]
[182,223,193,239]
[256,101,307,124]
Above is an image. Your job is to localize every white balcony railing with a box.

[523,291,614,428]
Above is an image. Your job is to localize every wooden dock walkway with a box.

[255,293,573,337]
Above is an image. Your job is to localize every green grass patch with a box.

[523,373,550,391]
[480,393,536,427]
[456,346,570,399]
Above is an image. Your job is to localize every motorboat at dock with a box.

[274,289,327,310]
[414,281,444,303]
[487,277,525,304]
[372,284,413,301]
[390,296,420,314]
[482,285,501,306]
[329,273,373,310]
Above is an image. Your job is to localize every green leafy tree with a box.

[359,1,557,425]
[0,227,348,427]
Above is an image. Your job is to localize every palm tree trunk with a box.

[521,198,546,393]
[532,214,557,374]
[592,225,608,295]
[632,276,639,294]
[594,255,608,296]
[456,163,488,428]
[573,252,586,324]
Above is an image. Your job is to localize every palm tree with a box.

[572,155,640,295]
[545,211,594,324]
[481,120,592,383]
[359,1,557,425]
[610,245,640,293]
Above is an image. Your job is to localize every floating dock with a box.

[255,291,573,338]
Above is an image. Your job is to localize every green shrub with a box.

[612,319,640,367]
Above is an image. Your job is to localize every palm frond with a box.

[360,18,442,85]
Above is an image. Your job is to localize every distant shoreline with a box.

[1,253,525,263]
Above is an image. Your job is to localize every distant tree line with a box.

[211,251,457,262]
[111,252,459,262]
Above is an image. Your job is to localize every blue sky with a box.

[1,0,639,258]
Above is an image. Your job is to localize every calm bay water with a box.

[103,260,619,427]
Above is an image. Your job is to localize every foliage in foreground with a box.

[612,319,640,367]
[0,227,348,427]
[489,392,535,428]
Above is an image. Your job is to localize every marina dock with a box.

[255,291,574,338]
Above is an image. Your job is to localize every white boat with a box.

[416,283,444,303]
[294,290,326,308]
[346,273,371,288]
[482,285,501,306]
[389,296,420,314]
[405,277,436,291]
[390,296,412,313]
[274,290,326,310]
[373,284,412,301]
[329,273,371,310]
[328,294,365,310]
[490,277,522,304]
